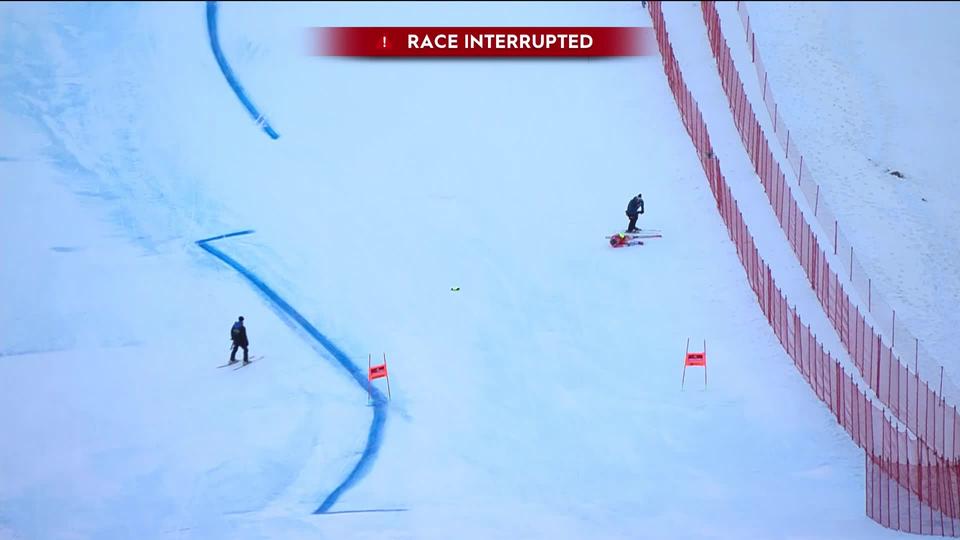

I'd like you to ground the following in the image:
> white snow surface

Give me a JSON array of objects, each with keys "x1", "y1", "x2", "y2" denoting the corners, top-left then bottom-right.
[
  {"x1": 0, "y1": 2, "x2": 943, "y2": 539},
  {"x1": 742, "y1": 0, "x2": 960, "y2": 376}
]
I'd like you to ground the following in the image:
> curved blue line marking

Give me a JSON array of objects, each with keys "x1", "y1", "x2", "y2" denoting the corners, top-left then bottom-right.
[
  {"x1": 196, "y1": 230, "x2": 387, "y2": 513},
  {"x1": 205, "y1": 2, "x2": 280, "y2": 140}
]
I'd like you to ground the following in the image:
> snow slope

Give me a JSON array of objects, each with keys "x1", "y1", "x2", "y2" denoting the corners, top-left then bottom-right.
[
  {"x1": 741, "y1": 1, "x2": 960, "y2": 375},
  {"x1": 659, "y1": 1, "x2": 871, "y2": 397},
  {"x1": 0, "y1": 2, "x2": 912, "y2": 538}
]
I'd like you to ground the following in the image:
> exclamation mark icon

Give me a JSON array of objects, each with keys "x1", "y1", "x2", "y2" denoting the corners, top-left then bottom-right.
[{"x1": 382, "y1": 35, "x2": 387, "y2": 49}]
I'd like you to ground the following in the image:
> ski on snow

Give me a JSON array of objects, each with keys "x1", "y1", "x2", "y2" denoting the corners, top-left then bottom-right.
[
  {"x1": 606, "y1": 233, "x2": 662, "y2": 243},
  {"x1": 217, "y1": 355, "x2": 262, "y2": 369},
  {"x1": 610, "y1": 233, "x2": 661, "y2": 240},
  {"x1": 606, "y1": 229, "x2": 662, "y2": 239}
]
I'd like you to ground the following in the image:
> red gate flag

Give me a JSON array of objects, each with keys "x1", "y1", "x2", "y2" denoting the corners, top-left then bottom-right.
[
  {"x1": 368, "y1": 353, "x2": 392, "y2": 400},
  {"x1": 681, "y1": 339, "x2": 707, "y2": 389},
  {"x1": 312, "y1": 27, "x2": 655, "y2": 57},
  {"x1": 685, "y1": 352, "x2": 706, "y2": 367},
  {"x1": 368, "y1": 363, "x2": 388, "y2": 380}
]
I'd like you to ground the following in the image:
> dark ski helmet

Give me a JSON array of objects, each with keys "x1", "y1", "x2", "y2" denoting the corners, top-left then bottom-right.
[{"x1": 239, "y1": 316, "x2": 244, "y2": 322}]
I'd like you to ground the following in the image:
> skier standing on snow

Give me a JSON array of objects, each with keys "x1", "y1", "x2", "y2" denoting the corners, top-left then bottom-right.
[
  {"x1": 229, "y1": 316, "x2": 249, "y2": 365},
  {"x1": 625, "y1": 193, "x2": 645, "y2": 233}
]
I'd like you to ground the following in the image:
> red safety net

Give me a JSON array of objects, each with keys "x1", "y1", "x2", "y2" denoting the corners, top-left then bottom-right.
[
  {"x1": 700, "y1": 0, "x2": 960, "y2": 461},
  {"x1": 646, "y1": 2, "x2": 960, "y2": 534}
]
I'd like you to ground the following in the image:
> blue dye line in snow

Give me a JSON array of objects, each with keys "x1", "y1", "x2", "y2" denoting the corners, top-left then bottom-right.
[
  {"x1": 205, "y1": 2, "x2": 280, "y2": 140},
  {"x1": 195, "y1": 229, "x2": 256, "y2": 244},
  {"x1": 195, "y1": 230, "x2": 387, "y2": 514}
]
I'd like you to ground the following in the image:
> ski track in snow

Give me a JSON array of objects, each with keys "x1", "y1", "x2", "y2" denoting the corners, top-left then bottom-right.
[{"x1": 196, "y1": 230, "x2": 386, "y2": 514}]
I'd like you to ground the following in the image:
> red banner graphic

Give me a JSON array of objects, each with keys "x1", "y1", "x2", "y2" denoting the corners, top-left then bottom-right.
[{"x1": 312, "y1": 27, "x2": 654, "y2": 57}]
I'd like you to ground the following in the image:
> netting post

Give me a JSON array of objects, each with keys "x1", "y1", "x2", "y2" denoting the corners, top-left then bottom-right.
[
  {"x1": 907, "y1": 449, "x2": 913, "y2": 532},
  {"x1": 885, "y1": 420, "x2": 891, "y2": 528},
  {"x1": 953, "y1": 405, "x2": 957, "y2": 460},
  {"x1": 929, "y1": 447, "x2": 934, "y2": 534},
  {"x1": 920, "y1": 449, "x2": 926, "y2": 536},
  {"x1": 887, "y1": 344, "x2": 893, "y2": 411},
  {"x1": 849, "y1": 246, "x2": 854, "y2": 281},
  {"x1": 913, "y1": 366, "x2": 920, "y2": 439},
  {"x1": 834, "y1": 220, "x2": 838, "y2": 255},
  {"x1": 892, "y1": 310, "x2": 896, "y2": 348},
  {"x1": 896, "y1": 430, "x2": 902, "y2": 531},
  {"x1": 831, "y1": 355, "x2": 841, "y2": 419},
  {"x1": 907, "y1": 365, "x2": 911, "y2": 439},
  {"x1": 939, "y1": 457, "x2": 946, "y2": 537},
  {"x1": 948, "y1": 458, "x2": 957, "y2": 536},
  {"x1": 853, "y1": 381, "x2": 861, "y2": 444},
  {"x1": 876, "y1": 334, "x2": 881, "y2": 395},
  {"x1": 865, "y1": 452, "x2": 870, "y2": 518},
  {"x1": 942, "y1": 394, "x2": 946, "y2": 457},
  {"x1": 927, "y1": 412, "x2": 944, "y2": 534},
  {"x1": 927, "y1": 386, "x2": 932, "y2": 465}
]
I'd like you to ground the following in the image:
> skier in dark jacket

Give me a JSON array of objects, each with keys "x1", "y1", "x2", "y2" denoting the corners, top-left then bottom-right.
[
  {"x1": 625, "y1": 193, "x2": 645, "y2": 233},
  {"x1": 230, "y1": 316, "x2": 249, "y2": 364}
]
